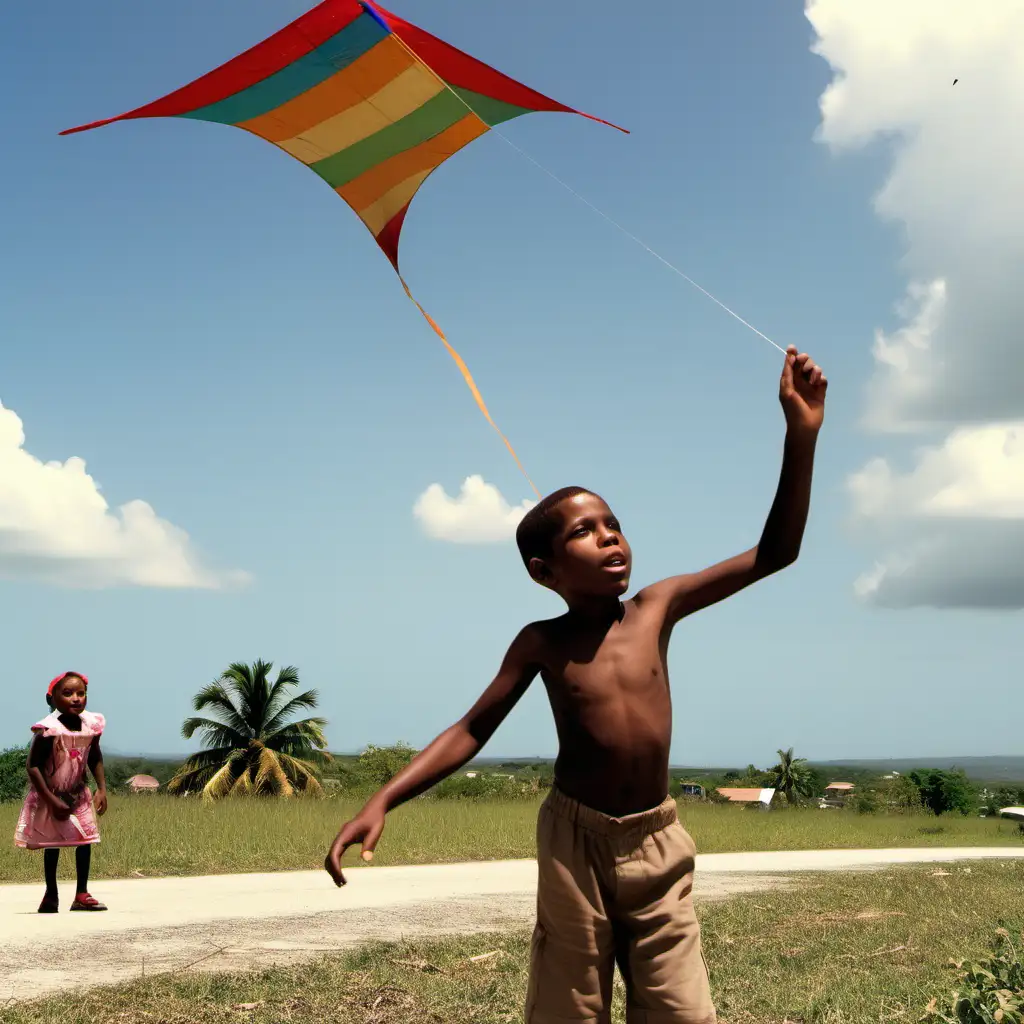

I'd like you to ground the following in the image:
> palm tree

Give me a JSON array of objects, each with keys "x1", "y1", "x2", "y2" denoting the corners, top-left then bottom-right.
[
  {"x1": 168, "y1": 660, "x2": 329, "y2": 800},
  {"x1": 769, "y1": 747, "x2": 815, "y2": 805}
]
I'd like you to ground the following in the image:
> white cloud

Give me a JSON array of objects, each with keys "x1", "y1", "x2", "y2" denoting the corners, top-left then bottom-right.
[
  {"x1": 848, "y1": 424, "x2": 1024, "y2": 521},
  {"x1": 809, "y1": 0, "x2": 1024, "y2": 608},
  {"x1": 413, "y1": 475, "x2": 535, "y2": 544},
  {"x1": 0, "y1": 399, "x2": 247, "y2": 589}
]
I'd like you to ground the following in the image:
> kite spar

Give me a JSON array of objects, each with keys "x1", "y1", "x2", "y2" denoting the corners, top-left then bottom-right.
[{"x1": 62, "y1": 0, "x2": 628, "y2": 495}]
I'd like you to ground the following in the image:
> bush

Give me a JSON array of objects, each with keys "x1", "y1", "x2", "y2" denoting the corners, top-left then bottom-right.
[
  {"x1": 430, "y1": 772, "x2": 534, "y2": 801},
  {"x1": 883, "y1": 774, "x2": 926, "y2": 813},
  {"x1": 356, "y1": 743, "x2": 417, "y2": 788},
  {"x1": 921, "y1": 927, "x2": 1023, "y2": 1023},
  {"x1": 852, "y1": 789, "x2": 881, "y2": 814},
  {"x1": 0, "y1": 746, "x2": 28, "y2": 804}
]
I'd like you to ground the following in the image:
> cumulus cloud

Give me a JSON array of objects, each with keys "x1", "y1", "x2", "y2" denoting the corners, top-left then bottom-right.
[
  {"x1": 413, "y1": 475, "x2": 535, "y2": 544},
  {"x1": 808, "y1": 0, "x2": 1024, "y2": 608},
  {"x1": 848, "y1": 424, "x2": 1024, "y2": 521},
  {"x1": 0, "y1": 399, "x2": 247, "y2": 589}
]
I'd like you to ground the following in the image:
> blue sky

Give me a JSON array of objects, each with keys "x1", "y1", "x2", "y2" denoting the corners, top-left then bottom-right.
[{"x1": 2, "y1": 0, "x2": 1019, "y2": 766}]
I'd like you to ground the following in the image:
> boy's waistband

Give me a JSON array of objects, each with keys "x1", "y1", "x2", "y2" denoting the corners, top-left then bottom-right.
[{"x1": 545, "y1": 786, "x2": 678, "y2": 838}]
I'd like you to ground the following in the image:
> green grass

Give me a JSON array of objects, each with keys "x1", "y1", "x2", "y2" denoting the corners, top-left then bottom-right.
[
  {"x1": 1, "y1": 793, "x2": 1021, "y2": 884},
  {"x1": 3, "y1": 862, "x2": 1021, "y2": 1023}
]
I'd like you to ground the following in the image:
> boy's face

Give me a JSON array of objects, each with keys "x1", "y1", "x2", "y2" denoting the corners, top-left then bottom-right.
[
  {"x1": 530, "y1": 493, "x2": 632, "y2": 599},
  {"x1": 51, "y1": 675, "x2": 87, "y2": 717}
]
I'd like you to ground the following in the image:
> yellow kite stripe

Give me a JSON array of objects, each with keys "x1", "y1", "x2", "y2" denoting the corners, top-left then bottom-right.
[
  {"x1": 236, "y1": 36, "x2": 414, "y2": 143},
  {"x1": 339, "y1": 113, "x2": 487, "y2": 212}
]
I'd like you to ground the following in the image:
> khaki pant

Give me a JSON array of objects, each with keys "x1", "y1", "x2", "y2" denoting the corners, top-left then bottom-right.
[{"x1": 525, "y1": 788, "x2": 716, "y2": 1024}]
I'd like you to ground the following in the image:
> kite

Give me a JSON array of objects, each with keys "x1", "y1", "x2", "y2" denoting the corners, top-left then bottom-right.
[{"x1": 62, "y1": 0, "x2": 626, "y2": 494}]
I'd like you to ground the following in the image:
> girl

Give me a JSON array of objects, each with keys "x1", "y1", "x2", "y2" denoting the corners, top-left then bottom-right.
[{"x1": 14, "y1": 671, "x2": 109, "y2": 913}]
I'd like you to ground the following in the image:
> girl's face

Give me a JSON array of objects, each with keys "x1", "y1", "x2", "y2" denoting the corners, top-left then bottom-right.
[{"x1": 51, "y1": 675, "x2": 87, "y2": 716}]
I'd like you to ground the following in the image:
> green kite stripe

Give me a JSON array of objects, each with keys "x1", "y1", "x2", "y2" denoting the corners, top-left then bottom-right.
[{"x1": 310, "y1": 88, "x2": 469, "y2": 188}]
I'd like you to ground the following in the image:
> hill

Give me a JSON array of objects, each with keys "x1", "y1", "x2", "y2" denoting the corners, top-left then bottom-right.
[{"x1": 811, "y1": 756, "x2": 1024, "y2": 784}]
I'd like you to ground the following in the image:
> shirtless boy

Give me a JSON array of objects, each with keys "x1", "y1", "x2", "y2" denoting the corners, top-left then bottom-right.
[{"x1": 326, "y1": 344, "x2": 828, "y2": 1023}]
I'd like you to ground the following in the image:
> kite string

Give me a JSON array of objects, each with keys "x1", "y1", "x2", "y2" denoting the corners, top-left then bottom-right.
[
  {"x1": 393, "y1": 27, "x2": 788, "y2": 357},
  {"x1": 480, "y1": 130, "x2": 787, "y2": 356}
]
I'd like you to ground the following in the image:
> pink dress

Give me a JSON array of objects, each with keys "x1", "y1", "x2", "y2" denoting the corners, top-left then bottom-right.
[{"x1": 14, "y1": 711, "x2": 105, "y2": 850}]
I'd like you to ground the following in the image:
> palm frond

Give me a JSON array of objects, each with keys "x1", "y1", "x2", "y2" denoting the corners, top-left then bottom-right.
[
  {"x1": 264, "y1": 665, "x2": 302, "y2": 722},
  {"x1": 275, "y1": 752, "x2": 325, "y2": 797},
  {"x1": 202, "y1": 752, "x2": 247, "y2": 802},
  {"x1": 220, "y1": 661, "x2": 276, "y2": 731},
  {"x1": 167, "y1": 746, "x2": 240, "y2": 793},
  {"x1": 262, "y1": 690, "x2": 321, "y2": 738},
  {"x1": 181, "y1": 717, "x2": 249, "y2": 749},
  {"x1": 190, "y1": 684, "x2": 252, "y2": 737},
  {"x1": 230, "y1": 767, "x2": 255, "y2": 796},
  {"x1": 266, "y1": 720, "x2": 329, "y2": 760},
  {"x1": 254, "y1": 747, "x2": 294, "y2": 797}
]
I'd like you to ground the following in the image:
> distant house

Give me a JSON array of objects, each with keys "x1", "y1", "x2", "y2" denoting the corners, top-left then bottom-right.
[
  {"x1": 716, "y1": 787, "x2": 776, "y2": 809},
  {"x1": 678, "y1": 782, "x2": 705, "y2": 798},
  {"x1": 825, "y1": 782, "x2": 855, "y2": 793},
  {"x1": 820, "y1": 781, "x2": 855, "y2": 809},
  {"x1": 126, "y1": 774, "x2": 160, "y2": 793}
]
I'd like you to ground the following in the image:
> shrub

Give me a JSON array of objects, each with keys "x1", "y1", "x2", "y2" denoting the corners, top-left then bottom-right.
[
  {"x1": 356, "y1": 743, "x2": 416, "y2": 787},
  {"x1": 921, "y1": 927, "x2": 1023, "y2": 1023},
  {"x1": 852, "y1": 789, "x2": 881, "y2": 814},
  {"x1": 0, "y1": 746, "x2": 28, "y2": 804},
  {"x1": 430, "y1": 772, "x2": 532, "y2": 801}
]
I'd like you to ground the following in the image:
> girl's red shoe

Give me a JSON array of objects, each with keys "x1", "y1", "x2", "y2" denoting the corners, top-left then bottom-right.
[{"x1": 70, "y1": 892, "x2": 107, "y2": 912}]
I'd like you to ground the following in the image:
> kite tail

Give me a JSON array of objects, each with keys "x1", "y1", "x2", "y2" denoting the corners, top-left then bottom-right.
[{"x1": 399, "y1": 276, "x2": 540, "y2": 499}]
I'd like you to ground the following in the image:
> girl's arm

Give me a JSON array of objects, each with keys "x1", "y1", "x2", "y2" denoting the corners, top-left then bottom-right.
[
  {"x1": 26, "y1": 735, "x2": 71, "y2": 820},
  {"x1": 88, "y1": 738, "x2": 108, "y2": 816}
]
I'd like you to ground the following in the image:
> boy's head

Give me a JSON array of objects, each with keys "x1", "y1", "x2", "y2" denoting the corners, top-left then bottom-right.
[
  {"x1": 47, "y1": 671, "x2": 88, "y2": 715},
  {"x1": 515, "y1": 487, "x2": 632, "y2": 601}
]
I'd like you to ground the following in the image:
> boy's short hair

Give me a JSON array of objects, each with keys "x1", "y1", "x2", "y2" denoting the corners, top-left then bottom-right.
[{"x1": 515, "y1": 486, "x2": 596, "y2": 568}]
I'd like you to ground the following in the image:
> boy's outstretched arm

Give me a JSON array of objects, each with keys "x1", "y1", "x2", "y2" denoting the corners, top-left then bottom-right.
[
  {"x1": 325, "y1": 626, "x2": 543, "y2": 886},
  {"x1": 644, "y1": 345, "x2": 828, "y2": 624}
]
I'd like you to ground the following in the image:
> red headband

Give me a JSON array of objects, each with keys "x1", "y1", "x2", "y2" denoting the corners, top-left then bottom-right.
[{"x1": 48, "y1": 672, "x2": 88, "y2": 697}]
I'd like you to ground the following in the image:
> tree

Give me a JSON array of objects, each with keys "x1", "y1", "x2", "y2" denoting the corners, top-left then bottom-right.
[
  {"x1": 909, "y1": 768, "x2": 976, "y2": 816},
  {"x1": 874, "y1": 773, "x2": 923, "y2": 813},
  {"x1": 168, "y1": 660, "x2": 329, "y2": 799},
  {"x1": 0, "y1": 746, "x2": 28, "y2": 804},
  {"x1": 357, "y1": 743, "x2": 416, "y2": 787},
  {"x1": 769, "y1": 747, "x2": 816, "y2": 805}
]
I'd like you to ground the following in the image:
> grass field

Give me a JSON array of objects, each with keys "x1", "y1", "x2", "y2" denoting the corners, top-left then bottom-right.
[
  {"x1": 3, "y1": 861, "x2": 1021, "y2": 1023},
  {"x1": 1, "y1": 793, "x2": 1021, "y2": 884}
]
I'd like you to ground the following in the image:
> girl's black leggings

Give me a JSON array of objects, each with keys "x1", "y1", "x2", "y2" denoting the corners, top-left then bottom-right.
[{"x1": 43, "y1": 845, "x2": 91, "y2": 894}]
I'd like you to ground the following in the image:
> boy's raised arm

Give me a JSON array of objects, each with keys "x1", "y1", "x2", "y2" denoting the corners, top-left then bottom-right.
[
  {"x1": 325, "y1": 625, "x2": 544, "y2": 886},
  {"x1": 644, "y1": 345, "x2": 827, "y2": 624}
]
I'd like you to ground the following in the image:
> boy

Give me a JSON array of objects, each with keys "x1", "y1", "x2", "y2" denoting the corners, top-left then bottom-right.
[{"x1": 326, "y1": 345, "x2": 827, "y2": 1023}]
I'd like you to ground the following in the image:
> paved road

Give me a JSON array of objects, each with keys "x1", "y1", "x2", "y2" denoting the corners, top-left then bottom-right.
[{"x1": 2, "y1": 847, "x2": 1021, "y2": 1001}]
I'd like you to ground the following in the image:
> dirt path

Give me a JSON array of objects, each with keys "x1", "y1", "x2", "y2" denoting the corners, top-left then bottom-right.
[{"x1": 2, "y1": 848, "x2": 1021, "y2": 1001}]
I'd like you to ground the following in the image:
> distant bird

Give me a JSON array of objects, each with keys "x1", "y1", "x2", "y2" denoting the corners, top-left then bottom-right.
[{"x1": 953, "y1": 78, "x2": 959, "y2": 85}]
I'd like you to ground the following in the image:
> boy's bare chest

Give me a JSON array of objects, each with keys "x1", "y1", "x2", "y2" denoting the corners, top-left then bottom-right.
[{"x1": 542, "y1": 612, "x2": 668, "y2": 701}]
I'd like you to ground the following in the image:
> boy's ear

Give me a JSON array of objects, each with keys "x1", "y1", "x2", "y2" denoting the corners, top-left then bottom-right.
[{"x1": 528, "y1": 557, "x2": 555, "y2": 588}]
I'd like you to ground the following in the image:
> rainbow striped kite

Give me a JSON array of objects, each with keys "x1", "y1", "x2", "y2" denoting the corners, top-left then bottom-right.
[{"x1": 63, "y1": 0, "x2": 625, "y2": 492}]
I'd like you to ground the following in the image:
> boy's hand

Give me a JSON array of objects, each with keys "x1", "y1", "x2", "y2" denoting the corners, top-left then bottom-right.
[
  {"x1": 779, "y1": 345, "x2": 827, "y2": 435},
  {"x1": 325, "y1": 801, "x2": 386, "y2": 887},
  {"x1": 93, "y1": 789, "x2": 108, "y2": 816}
]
